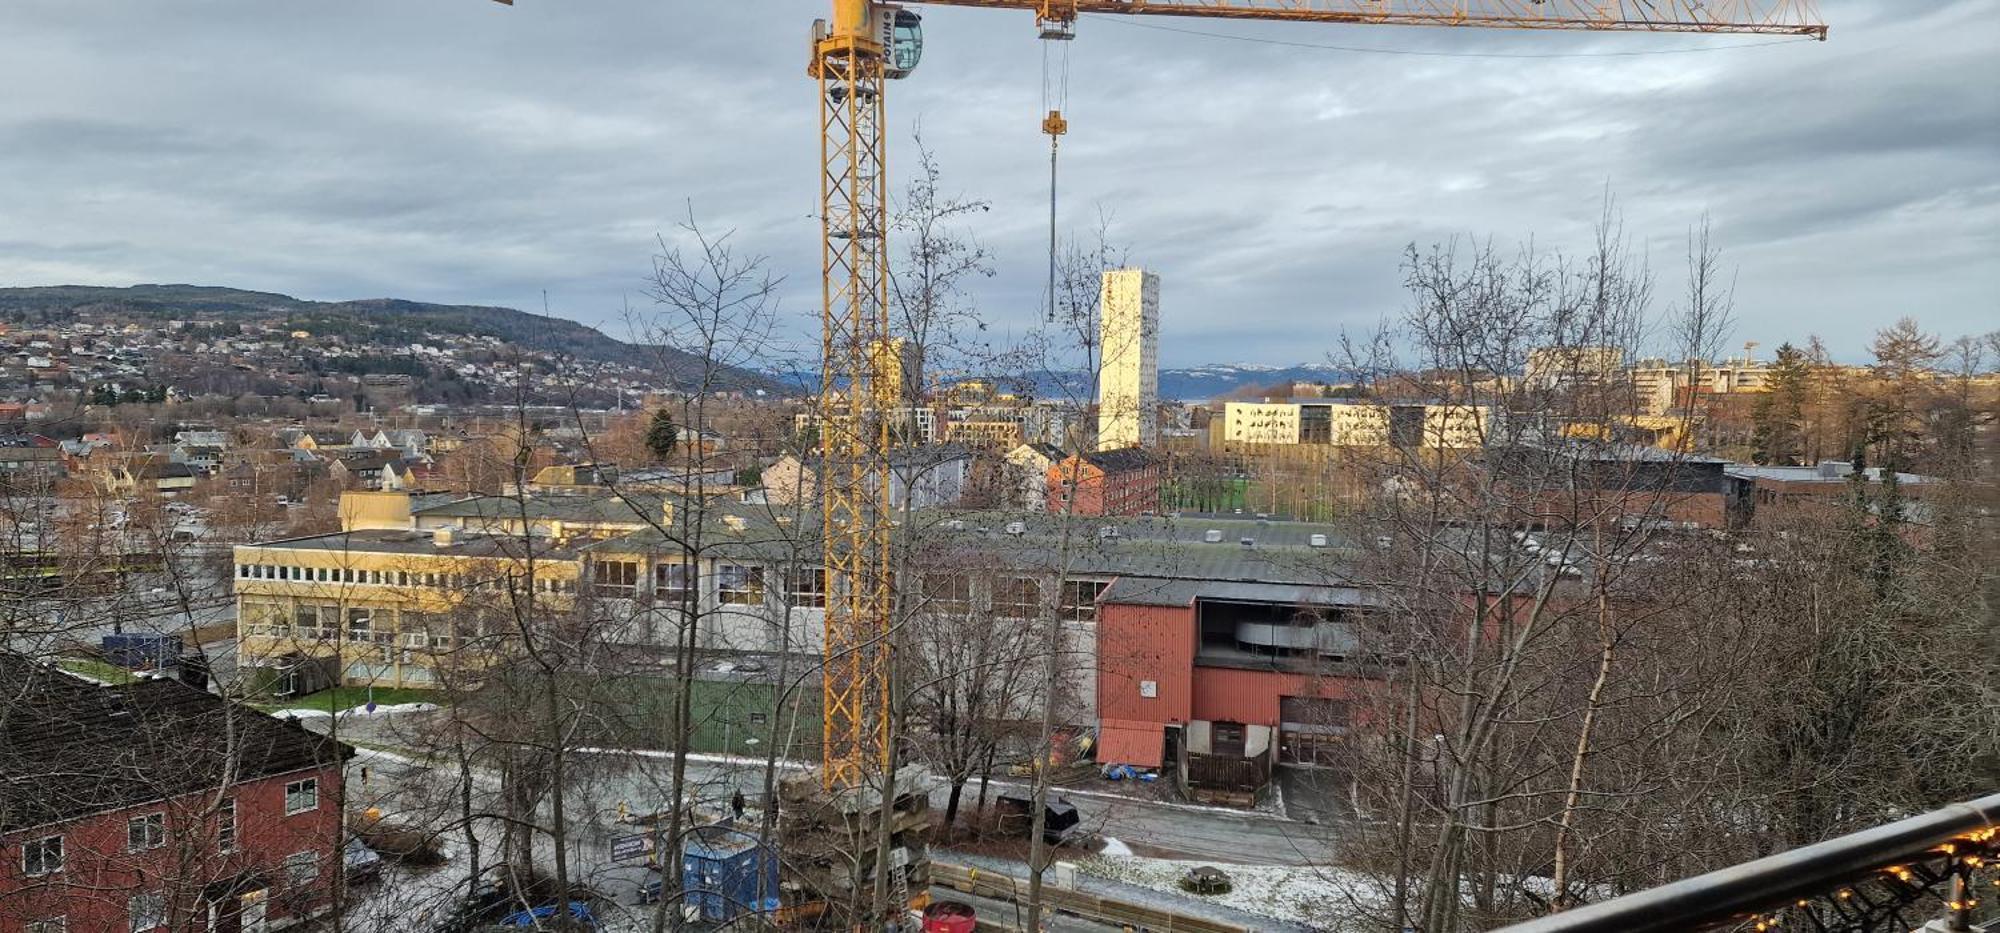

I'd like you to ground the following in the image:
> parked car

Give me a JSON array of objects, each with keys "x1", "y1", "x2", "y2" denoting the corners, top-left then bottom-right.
[
  {"x1": 497, "y1": 902, "x2": 597, "y2": 929},
  {"x1": 434, "y1": 876, "x2": 600, "y2": 933},
  {"x1": 996, "y1": 794, "x2": 1083, "y2": 845},
  {"x1": 344, "y1": 839, "x2": 384, "y2": 884}
]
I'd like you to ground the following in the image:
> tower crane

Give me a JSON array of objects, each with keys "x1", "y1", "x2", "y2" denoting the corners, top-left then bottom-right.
[{"x1": 805, "y1": 0, "x2": 1825, "y2": 792}]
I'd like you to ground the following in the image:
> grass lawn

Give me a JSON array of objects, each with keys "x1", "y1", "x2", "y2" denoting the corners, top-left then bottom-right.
[
  {"x1": 57, "y1": 657, "x2": 138, "y2": 684},
  {"x1": 254, "y1": 686, "x2": 444, "y2": 713}
]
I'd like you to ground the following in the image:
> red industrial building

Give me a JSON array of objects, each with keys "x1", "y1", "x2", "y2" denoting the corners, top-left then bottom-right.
[
  {"x1": 909, "y1": 512, "x2": 1371, "y2": 802},
  {"x1": 1093, "y1": 576, "x2": 1375, "y2": 801},
  {"x1": 0, "y1": 656, "x2": 349, "y2": 933}
]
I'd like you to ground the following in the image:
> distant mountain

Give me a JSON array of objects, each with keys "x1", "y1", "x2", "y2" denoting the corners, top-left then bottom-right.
[
  {"x1": 0, "y1": 284, "x2": 778, "y2": 392},
  {"x1": 962, "y1": 363, "x2": 1354, "y2": 403},
  {"x1": 1156, "y1": 363, "x2": 1352, "y2": 402}
]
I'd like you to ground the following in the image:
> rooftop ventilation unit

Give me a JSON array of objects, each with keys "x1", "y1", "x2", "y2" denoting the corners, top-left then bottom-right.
[
  {"x1": 1203, "y1": 529, "x2": 1223, "y2": 543},
  {"x1": 1005, "y1": 521, "x2": 1026, "y2": 536},
  {"x1": 1309, "y1": 534, "x2": 1328, "y2": 548}
]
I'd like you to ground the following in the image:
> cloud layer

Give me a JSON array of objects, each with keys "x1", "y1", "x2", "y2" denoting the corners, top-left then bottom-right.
[{"x1": 2, "y1": 1, "x2": 1993, "y2": 366}]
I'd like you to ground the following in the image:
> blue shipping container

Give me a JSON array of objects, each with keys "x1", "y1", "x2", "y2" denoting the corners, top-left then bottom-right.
[{"x1": 680, "y1": 821, "x2": 780, "y2": 922}]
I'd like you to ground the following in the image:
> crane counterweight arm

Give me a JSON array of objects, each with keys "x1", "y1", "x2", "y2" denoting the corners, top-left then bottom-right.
[{"x1": 917, "y1": 0, "x2": 1826, "y2": 38}]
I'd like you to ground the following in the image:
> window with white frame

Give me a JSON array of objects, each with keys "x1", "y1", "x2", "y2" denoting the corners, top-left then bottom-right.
[
  {"x1": 217, "y1": 797, "x2": 236, "y2": 852},
  {"x1": 922, "y1": 573, "x2": 973, "y2": 614},
  {"x1": 126, "y1": 812, "x2": 166, "y2": 852},
  {"x1": 1060, "y1": 579, "x2": 1107, "y2": 622},
  {"x1": 655, "y1": 562, "x2": 696, "y2": 602},
  {"x1": 128, "y1": 891, "x2": 165, "y2": 932},
  {"x1": 785, "y1": 566, "x2": 826, "y2": 608},
  {"x1": 717, "y1": 565, "x2": 764, "y2": 605},
  {"x1": 22, "y1": 835, "x2": 62, "y2": 875},
  {"x1": 992, "y1": 576, "x2": 1042, "y2": 618},
  {"x1": 27, "y1": 917, "x2": 66, "y2": 933},
  {"x1": 590, "y1": 559, "x2": 638, "y2": 596},
  {"x1": 284, "y1": 851, "x2": 318, "y2": 888},
  {"x1": 346, "y1": 608, "x2": 372, "y2": 642},
  {"x1": 284, "y1": 778, "x2": 319, "y2": 814}
]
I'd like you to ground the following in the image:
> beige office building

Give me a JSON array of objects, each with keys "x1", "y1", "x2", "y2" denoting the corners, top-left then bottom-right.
[{"x1": 1097, "y1": 268, "x2": 1160, "y2": 451}]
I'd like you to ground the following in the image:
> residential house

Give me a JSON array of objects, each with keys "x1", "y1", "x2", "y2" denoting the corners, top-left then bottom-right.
[
  {"x1": 280, "y1": 429, "x2": 348, "y2": 453},
  {"x1": 0, "y1": 655, "x2": 349, "y2": 933},
  {"x1": 379, "y1": 458, "x2": 436, "y2": 492},
  {"x1": 1047, "y1": 448, "x2": 1161, "y2": 517},
  {"x1": 1004, "y1": 442, "x2": 1064, "y2": 511},
  {"x1": 761, "y1": 445, "x2": 972, "y2": 511},
  {"x1": 328, "y1": 449, "x2": 398, "y2": 490},
  {"x1": 0, "y1": 435, "x2": 64, "y2": 482}
]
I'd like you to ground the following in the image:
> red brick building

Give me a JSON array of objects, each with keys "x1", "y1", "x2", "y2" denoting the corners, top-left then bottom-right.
[
  {"x1": 0, "y1": 657, "x2": 349, "y2": 933},
  {"x1": 1047, "y1": 448, "x2": 1161, "y2": 517},
  {"x1": 1728, "y1": 462, "x2": 1938, "y2": 527}
]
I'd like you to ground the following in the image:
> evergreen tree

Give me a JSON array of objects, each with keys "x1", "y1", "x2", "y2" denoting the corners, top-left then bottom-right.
[
  {"x1": 1750, "y1": 343, "x2": 1810, "y2": 465},
  {"x1": 644, "y1": 408, "x2": 679, "y2": 462}
]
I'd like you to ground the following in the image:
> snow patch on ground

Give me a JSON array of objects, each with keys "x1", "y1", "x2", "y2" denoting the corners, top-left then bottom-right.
[
  {"x1": 1074, "y1": 854, "x2": 1377, "y2": 932},
  {"x1": 274, "y1": 703, "x2": 440, "y2": 720},
  {"x1": 1099, "y1": 837, "x2": 1133, "y2": 857},
  {"x1": 341, "y1": 701, "x2": 440, "y2": 716}
]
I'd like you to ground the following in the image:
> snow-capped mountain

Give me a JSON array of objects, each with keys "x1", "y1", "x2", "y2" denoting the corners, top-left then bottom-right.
[{"x1": 1156, "y1": 362, "x2": 1350, "y2": 401}]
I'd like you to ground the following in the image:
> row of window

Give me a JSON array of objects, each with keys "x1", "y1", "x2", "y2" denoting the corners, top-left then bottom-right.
[
  {"x1": 37, "y1": 852, "x2": 318, "y2": 933},
  {"x1": 243, "y1": 559, "x2": 1110, "y2": 620},
  {"x1": 245, "y1": 602, "x2": 530, "y2": 649},
  {"x1": 589, "y1": 561, "x2": 779, "y2": 606},
  {"x1": 237, "y1": 563, "x2": 576, "y2": 593},
  {"x1": 919, "y1": 575, "x2": 1105, "y2": 621},
  {"x1": 586, "y1": 563, "x2": 1105, "y2": 620},
  {"x1": 20, "y1": 781, "x2": 313, "y2": 879}
]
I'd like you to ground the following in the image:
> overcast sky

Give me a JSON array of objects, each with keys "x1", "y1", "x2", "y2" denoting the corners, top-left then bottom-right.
[{"x1": 2, "y1": 1, "x2": 1993, "y2": 368}]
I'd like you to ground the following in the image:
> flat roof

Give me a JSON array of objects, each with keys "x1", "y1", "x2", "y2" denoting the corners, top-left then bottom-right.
[
  {"x1": 239, "y1": 528, "x2": 584, "y2": 560},
  {"x1": 1724, "y1": 465, "x2": 1934, "y2": 484},
  {"x1": 1099, "y1": 576, "x2": 1377, "y2": 608}
]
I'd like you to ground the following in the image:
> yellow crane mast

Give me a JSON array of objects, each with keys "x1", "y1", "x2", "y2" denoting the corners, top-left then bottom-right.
[{"x1": 806, "y1": 0, "x2": 1823, "y2": 793}]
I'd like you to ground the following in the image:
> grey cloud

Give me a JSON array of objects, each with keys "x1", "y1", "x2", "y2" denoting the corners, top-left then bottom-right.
[{"x1": 0, "y1": 0, "x2": 1993, "y2": 367}]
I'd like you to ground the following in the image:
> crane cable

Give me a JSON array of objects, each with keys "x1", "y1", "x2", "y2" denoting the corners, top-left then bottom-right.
[{"x1": 1041, "y1": 27, "x2": 1071, "y2": 323}]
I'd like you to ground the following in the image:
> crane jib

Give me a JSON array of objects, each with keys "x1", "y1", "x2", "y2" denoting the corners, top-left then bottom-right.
[{"x1": 909, "y1": 0, "x2": 1826, "y2": 39}]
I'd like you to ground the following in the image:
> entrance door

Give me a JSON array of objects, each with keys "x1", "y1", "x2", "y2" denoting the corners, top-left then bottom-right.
[{"x1": 1212, "y1": 721, "x2": 1247, "y2": 758}]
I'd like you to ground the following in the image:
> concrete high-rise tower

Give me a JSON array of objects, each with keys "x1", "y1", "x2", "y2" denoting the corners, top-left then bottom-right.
[{"x1": 1096, "y1": 268, "x2": 1159, "y2": 452}]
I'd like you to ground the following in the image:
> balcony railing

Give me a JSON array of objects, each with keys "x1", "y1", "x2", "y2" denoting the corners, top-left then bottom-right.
[{"x1": 1497, "y1": 792, "x2": 2000, "y2": 933}]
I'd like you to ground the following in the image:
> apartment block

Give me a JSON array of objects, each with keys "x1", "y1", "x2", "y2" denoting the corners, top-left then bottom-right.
[
  {"x1": 1096, "y1": 268, "x2": 1160, "y2": 452},
  {"x1": 1217, "y1": 400, "x2": 1485, "y2": 450}
]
